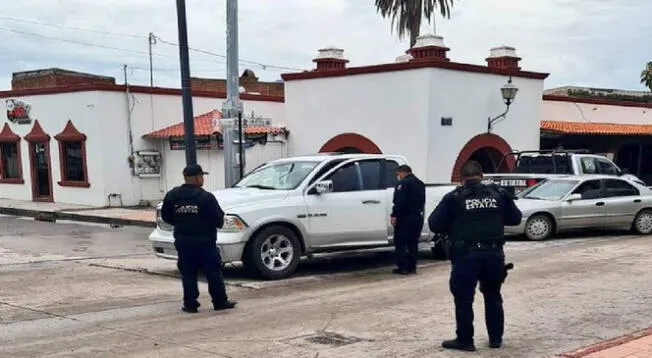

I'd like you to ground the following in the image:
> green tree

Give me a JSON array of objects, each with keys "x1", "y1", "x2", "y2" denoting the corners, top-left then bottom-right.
[
  {"x1": 641, "y1": 61, "x2": 652, "y2": 92},
  {"x1": 375, "y1": 0, "x2": 454, "y2": 48}
]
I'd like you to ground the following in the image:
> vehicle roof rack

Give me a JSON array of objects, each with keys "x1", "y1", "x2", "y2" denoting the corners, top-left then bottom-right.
[{"x1": 505, "y1": 149, "x2": 592, "y2": 156}]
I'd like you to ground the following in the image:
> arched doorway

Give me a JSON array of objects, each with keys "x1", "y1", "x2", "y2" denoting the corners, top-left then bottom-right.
[
  {"x1": 451, "y1": 133, "x2": 515, "y2": 182},
  {"x1": 468, "y1": 146, "x2": 505, "y2": 174},
  {"x1": 319, "y1": 133, "x2": 382, "y2": 154},
  {"x1": 334, "y1": 146, "x2": 364, "y2": 154}
]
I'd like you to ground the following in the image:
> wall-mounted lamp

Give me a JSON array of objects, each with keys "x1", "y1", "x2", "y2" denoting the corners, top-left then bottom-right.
[{"x1": 487, "y1": 76, "x2": 518, "y2": 133}]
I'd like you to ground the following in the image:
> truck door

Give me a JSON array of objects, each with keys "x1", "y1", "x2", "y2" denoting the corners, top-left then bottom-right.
[{"x1": 304, "y1": 159, "x2": 387, "y2": 247}]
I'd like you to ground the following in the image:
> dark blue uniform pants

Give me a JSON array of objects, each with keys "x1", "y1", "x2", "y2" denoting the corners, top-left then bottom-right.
[
  {"x1": 175, "y1": 241, "x2": 228, "y2": 308},
  {"x1": 449, "y1": 248, "x2": 505, "y2": 344},
  {"x1": 394, "y1": 216, "x2": 423, "y2": 272}
]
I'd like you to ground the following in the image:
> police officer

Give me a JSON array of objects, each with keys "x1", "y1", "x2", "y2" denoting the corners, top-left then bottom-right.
[
  {"x1": 391, "y1": 165, "x2": 426, "y2": 275},
  {"x1": 161, "y1": 164, "x2": 237, "y2": 313},
  {"x1": 428, "y1": 160, "x2": 522, "y2": 351}
]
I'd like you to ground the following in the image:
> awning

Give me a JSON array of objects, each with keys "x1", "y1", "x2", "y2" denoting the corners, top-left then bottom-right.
[
  {"x1": 143, "y1": 109, "x2": 286, "y2": 138},
  {"x1": 541, "y1": 120, "x2": 652, "y2": 136}
]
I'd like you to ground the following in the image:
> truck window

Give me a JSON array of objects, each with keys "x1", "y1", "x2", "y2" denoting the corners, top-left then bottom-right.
[
  {"x1": 385, "y1": 160, "x2": 399, "y2": 188},
  {"x1": 308, "y1": 159, "x2": 346, "y2": 185},
  {"x1": 596, "y1": 158, "x2": 620, "y2": 176},
  {"x1": 515, "y1": 155, "x2": 572, "y2": 174},
  {"x1": 358, "y1": 160, "x2": 382, "y2": 190},
  {"x1": 604, "y1": 179, "x2": 639, "y2": 197},
  {"x1": 580, "y1": 157, "x2": 598, "y2": 174},
  {"x1": 328, "y1": 162, "x2": 361, "y2": 192}
]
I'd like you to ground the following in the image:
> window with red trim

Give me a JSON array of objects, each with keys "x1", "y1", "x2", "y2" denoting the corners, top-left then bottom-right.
[
  {"x1": 54, "y1": 120, "x2": 90, "y2": 188},
  {"x1": 0, "y1": 123, "x2": 24, "y2": 184}
]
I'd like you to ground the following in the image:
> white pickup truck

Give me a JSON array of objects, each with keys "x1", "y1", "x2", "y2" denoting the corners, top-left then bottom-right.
[
  {"x1": 483, "y1": 149, "x2": 646, "y2": 195},
  {"x1": 149, "y1": 153, "x2": 457, "y2": 279}
]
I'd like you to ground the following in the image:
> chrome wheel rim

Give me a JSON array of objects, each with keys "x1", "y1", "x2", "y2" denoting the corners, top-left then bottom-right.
[
  {"x1": 526, "y1": 217, "x2": 550, "y2": 240},
  {"x1": 636, "y1": 212, "x2": 652, "y2": 234},
  {"x1": 260, "y1": 235, "x2": 294, "y2": 271}
]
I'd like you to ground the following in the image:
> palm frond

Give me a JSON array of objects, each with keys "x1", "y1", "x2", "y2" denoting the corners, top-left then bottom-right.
[
  {"x1": 641, "y1": 61, "x2": 652, "y2": 91},
  {"x1": 375, "y1": 0, "x2": 455, "y2": 46}
]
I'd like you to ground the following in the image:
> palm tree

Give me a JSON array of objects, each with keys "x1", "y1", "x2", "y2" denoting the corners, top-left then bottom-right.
[
  {"x1": 641, "y1": 61, "x2": 652, "y2": 92},
  {"x1": 375, "y1": 0, "x2": 454, "y2": 48}
]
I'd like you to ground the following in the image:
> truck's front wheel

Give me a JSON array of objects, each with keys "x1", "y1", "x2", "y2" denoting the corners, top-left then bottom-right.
[{"x1": 243, "y1": 226, "x2": 301, "y2": 280}]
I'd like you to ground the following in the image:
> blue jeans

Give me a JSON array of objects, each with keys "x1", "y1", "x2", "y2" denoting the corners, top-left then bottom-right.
[
  {"x1": 175, "y1": 241, "x2": 228, "y2": 308},
  {"x1": 449, "y1": 248, "x2": 505, "y2": 344}
]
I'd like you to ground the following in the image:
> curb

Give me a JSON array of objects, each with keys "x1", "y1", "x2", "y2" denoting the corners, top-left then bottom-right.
[
  {"x1": 555, "y1": 327, "x2": 652, "y2": 357},
  {"x1": 0, "y1": 207, "x2": 156, "y2": 228}
]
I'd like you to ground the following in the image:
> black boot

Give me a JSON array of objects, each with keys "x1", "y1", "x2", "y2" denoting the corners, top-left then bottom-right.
[
  {"x1": 392, "y1": 268, "x2": 409, "y2": 275},
  {"x1": 442, "y1": 339, "x2": 476, "y2": 351},
  {"x1": 213, "y1": 300, "x2": 237, "y2": 311},
  {"x1": 182, "y1": 302, "x2": 200, "y2": 313},
  {"x1": 489, "y1": 341, "x2": 502, "y2": 348}
]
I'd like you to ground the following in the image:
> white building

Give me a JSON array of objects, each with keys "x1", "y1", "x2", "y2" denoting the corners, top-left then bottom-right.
[
  {"x1": 540, "y1": 86, "x2": 652, "y2": 184},
  {"x1": 281, "y1": 34, "x2": 549, "y2": 183},
  {"x1": 0, "y1": 69, "x2": 287, "y2": 206}
]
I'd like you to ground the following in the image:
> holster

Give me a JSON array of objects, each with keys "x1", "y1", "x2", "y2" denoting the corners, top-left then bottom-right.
[{"x1": 502, "y1": 263, "x2": 514, "y2": 283}]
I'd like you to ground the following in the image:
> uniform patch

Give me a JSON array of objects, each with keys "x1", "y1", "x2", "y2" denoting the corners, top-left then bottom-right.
[
  {"x1": 175, "y1": 204, "x2": 199, "y2": 214},
  {"x1": 464, "y1": 197, "x2": 498, "y2": 210}
]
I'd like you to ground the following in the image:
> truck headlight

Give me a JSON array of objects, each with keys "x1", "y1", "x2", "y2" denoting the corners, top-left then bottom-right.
[
  {"x1": 221, "y1": 215, "x2": 247, "y2": 232},
  {"x1": 156, "y1": 208, "x2": 173, "y2": 232}
]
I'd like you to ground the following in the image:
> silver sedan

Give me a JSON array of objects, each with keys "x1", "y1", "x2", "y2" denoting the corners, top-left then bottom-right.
[{"x1": 505, "y1": 175, "x2": 652, "y2": 240}]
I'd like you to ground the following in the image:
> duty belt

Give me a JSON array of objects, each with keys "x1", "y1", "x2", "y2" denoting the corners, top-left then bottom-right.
[{"x1": 470, "y1": 242, "x2": 502, "y2": 250}]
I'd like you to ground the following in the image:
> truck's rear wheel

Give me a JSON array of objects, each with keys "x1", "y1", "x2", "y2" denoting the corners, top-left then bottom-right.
[{"x1": 244, "y1": 226, "x2": 301, "y2": 280}]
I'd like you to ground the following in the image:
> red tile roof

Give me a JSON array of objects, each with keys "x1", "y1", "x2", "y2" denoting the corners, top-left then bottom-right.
[
  {"x1": 541, "y1": 120, "x2": 652, "y2": 135},
  {"x1": 143, "y1": 110, "x2": 286, "y2": 138}
]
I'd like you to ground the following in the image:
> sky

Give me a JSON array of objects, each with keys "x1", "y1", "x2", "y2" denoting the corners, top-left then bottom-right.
[{"x1": 0, "y1": 0, "x2": 650, "y2": 92}]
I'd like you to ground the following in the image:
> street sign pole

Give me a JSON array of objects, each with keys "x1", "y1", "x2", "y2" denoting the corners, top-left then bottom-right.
[
  {"x1": 221, "y1": 0, "x2": 243, "y2": 187},
  {"x1": 175, "y1": 0, "x2": 196, "y2": 165}
]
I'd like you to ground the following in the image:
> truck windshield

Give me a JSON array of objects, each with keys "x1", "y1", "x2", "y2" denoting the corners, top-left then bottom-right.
[
  {"x1": 234, "y1": 161, "x2": 320, "y2": 190},
  {"x1": 514, "y1": 154, "x2": 572, "y2": 174},
  {"x1": 519, "y1": 179, "x2": 579, "y2": 200}
]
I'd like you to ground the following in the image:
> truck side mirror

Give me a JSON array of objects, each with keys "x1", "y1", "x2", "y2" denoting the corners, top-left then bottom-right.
[{"x1": 315, "y1": 180, "x2": 333, "y2": 194}]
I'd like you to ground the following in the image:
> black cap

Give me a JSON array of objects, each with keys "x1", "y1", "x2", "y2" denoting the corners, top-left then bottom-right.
[{"x1": 183, "y1": 164, "x2": 208, "y2": 177}]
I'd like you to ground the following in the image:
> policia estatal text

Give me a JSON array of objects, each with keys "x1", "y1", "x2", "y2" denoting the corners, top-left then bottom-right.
[
  {"x1": 428, "y1": 160, "x2": 522, "y2": 351},
  {"x1": 161, "y1": 164, "x2": 237, "y2": 313}
]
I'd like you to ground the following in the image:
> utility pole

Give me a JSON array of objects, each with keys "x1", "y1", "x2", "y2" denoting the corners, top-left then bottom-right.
[
  {"x1": 220, "y1": 0, "x2": 244, "y2": 187},
  {"x1": 175, "y1": 0, "x2": 197, "y2": 165},
  {"x1": 148, "y1": 32, "x2": 156, "y2": 87}
]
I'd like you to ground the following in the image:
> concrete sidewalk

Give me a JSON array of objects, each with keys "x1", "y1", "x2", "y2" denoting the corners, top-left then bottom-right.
[
  {"x1": 0, "y1": 198, "x2": 155, "y2": 228},
  {"x1": 555, "y1": 328, "x2": 652, "y2": 358}
]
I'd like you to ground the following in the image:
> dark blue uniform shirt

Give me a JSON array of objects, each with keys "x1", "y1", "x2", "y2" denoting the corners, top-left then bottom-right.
[
  {"x1": 161, "y1": 184, "x2": 224, "y2": 244},
  {"x1": 391, "y1": 173, "x2": 426, "y2": 218},
  {"x1": 428, "y1": 182, "x2": 522, "y2": 234}
]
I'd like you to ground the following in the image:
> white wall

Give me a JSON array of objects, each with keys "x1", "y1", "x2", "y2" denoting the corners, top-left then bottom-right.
[
  {"x1": 0, "y1": 89, "x2": 285, "y2": 206},
  {"x1": 283, "y1": 69, "x2": 432, "y2": 179},
  {"x1": 542, "y1": 100, "x2": 652, "y2": 125},
  {"x1": 160, "y1": 140, "x2": 287, "y2": 191},
  {"x1": 0, "y1": 91, "x2": 112, "y2": 206},
  {"x1": 283, "y1": 67, "x2": 544, "y2": 184},
  {"x1": 427, "y1": 69, "x2": 544, "y2": 183}
]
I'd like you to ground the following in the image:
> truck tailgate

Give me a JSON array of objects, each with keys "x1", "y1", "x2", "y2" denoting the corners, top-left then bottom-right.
[{"x1": 482, "y1": 174, "x2": 545, "y2": 194}]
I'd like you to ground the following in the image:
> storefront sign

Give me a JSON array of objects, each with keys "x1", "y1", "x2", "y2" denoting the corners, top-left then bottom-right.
[{"x1": 6, "y1": 99, "x2": 32, "y2": 124}]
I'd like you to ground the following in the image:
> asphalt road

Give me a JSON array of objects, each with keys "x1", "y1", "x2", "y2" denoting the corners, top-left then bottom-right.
[{"x1": 1, "y1": 216, "x2": 650, "y2": 357}]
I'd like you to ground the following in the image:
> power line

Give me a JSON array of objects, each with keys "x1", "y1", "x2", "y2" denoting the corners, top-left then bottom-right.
[
  {"x1": 153, "y1": 35, "x2": 303, "y2": 71},
  {"x1": 0, "y1": 16, "x2": 305, "y2": 72},
  {"x1": 0, "y1": 15, "x2": 144, "y2": 39}
]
